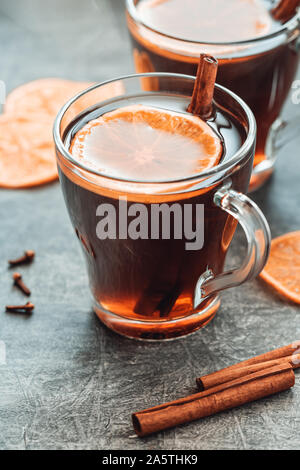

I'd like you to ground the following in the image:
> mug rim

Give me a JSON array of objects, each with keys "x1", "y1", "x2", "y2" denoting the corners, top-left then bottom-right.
[
  {"x1": 53, "y1": 72, "x2": 256, "y2": 186},
  {"x1": 126, "y1": 0, "x2": 300, "y2": 47}
]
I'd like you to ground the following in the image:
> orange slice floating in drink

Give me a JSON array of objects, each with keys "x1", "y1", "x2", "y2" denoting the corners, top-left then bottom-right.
[
  {"x1": 136, "y1": 0, "x2": 272, "y2": 43},
  {"x1": 260, "y1": 231, "x2": 300, "y2": 304},
  {"x1": 69, "y1": 104, "x2": 223, "y2": 181}
]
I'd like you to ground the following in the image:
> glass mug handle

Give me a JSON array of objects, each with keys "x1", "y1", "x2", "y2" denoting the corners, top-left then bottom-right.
[
  {"x1": 266, "y1": 31, "x2": 300, "y2": 162},
  {"x1": 250, "y1": 114, "x2": 300, "y2": 183},
  {"x1": 197, "y1": 186, "x2": 271, "y2": 303},
  {"x1": 266, "y1": 112, "x2": 300, "y2": 159}
]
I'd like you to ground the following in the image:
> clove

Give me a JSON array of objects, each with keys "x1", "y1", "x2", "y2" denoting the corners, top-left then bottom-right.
[
  {"x1": 5, "y1": 302, "x2": 34, "y2": 314},
  {"x1": 8, "y1": 250, "x2": 35, "y2": 267},
  {"x1": 12, "y1": 272, "x2": 31, "y2": 296}
]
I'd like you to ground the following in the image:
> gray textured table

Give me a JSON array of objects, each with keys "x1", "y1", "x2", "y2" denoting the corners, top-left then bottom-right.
[{"x1": 0, "y1": 0, "x2": 299, "y2": 450}]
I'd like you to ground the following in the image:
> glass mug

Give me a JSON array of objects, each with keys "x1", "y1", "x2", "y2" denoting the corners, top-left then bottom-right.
[
  {"x1": 54, "y1": 73, "x2": 271, "y2": 340},
  {"x1": 126, "y1": 0, "x2": 300, "y2": 191}
]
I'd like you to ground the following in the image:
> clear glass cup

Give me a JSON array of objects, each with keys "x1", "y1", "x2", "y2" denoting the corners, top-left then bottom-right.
[
  {"x1": 126, "y1": 0, "x2": 300, "y2": 191},
  {"x1": 54, "y1": 73, "x2": 271, "y2": 340}
]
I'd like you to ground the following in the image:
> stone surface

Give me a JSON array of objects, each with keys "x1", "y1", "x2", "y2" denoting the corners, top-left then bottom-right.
[{"x1": 0, "y1": 0, "x2": 299, "y2": 450}]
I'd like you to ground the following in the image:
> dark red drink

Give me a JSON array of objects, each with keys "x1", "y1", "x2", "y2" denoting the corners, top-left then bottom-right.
[
  {"x1": 54, "y1": 75, "x2": 270, "y2": 339},
  {"x1": 126, "y1": 0, "x2": 300, "y2": 190}
]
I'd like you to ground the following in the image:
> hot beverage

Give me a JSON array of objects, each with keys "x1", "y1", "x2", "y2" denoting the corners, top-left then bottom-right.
[
  {"x1": 127, "y1": 0, "x2": 300, "y2": 190},
  {"x1": 54, "y1": 74, "x2": 270, "y2": 339}
]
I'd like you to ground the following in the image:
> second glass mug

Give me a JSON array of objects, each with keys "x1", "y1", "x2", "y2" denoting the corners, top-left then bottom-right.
[
  {"x1": 126, "y1": 0, "x2": 300, "y2": 191},
  {"x1": 54, "y1": 73, "x2": 271, "y2": 340}
]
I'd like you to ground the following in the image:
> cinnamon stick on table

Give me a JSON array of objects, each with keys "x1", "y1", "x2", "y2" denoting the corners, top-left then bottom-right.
[
  {"x1": 196, "y1": 343, "x2": 300, "y2": 390},
  {"x1": 197, "y1": 354, "x2": 300, "y2": 391},
  {"x1": 132, "y1": 363, "x2": 295, "y2": 437},
  {"x1": 272, "y1": 0, "x2": 300, "y2": 23}
]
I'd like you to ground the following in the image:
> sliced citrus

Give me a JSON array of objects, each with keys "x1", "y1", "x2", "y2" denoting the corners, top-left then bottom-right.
[
  {"x1": 260, "y1": 231, "x2": 300, "y2": 304},
  {"x1": 2, "y1": 78, "x2": 124, "y2": 188},
  {"x1": 136, "y1": 0, "x2": 272, "y2": 43},
  {"x1": 0, "y1": 113, "x2": 57, "y2": 188},
  {"x1": 69, "y1": 104, "x2": 223, "y2": 181},
  {"x1": 4, "y1": 78, "x2": 92, "y2": 118}
]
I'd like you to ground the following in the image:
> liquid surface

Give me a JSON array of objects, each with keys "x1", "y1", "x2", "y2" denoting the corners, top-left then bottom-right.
[
  {"x1": 61, "y1": 95, "x2": 250, "y2": 330},
  {"x1": 136, "y1": 0, "x2": 273, "y2": 42},
  {"x1": 66, "y1": 94, "x2": 245, "y2": 183},
  {"x1": 69, "y1": 104, "x2": 224, "y2": 181}
]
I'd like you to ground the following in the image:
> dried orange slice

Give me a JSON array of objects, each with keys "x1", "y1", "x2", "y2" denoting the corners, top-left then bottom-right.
[
  {"x1": 4, "y1": 78, "x2": 92, "y2": 117},
  {"x1": 136, "y1": 0, "x2": 271, "y2": 43},
  {"x1": 0, "y1": 113, "x2": 57, "y2": 188},
  {"x1": 69, "y1": 104, "x2": 223, "y2": 181},
  {"x1": 260, "y1": 231, "x2": 300, "y2": 304},
  {"x1": 2, "y1": 78, "x2": 124, "y2": 188}
]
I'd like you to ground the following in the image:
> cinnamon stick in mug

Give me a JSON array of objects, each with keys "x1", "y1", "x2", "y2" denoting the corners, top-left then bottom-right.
[
  {"x1": 272, "y1": 0, "x2": 300, "y2": 23},
  {"x1": 132, "y1": 363, "x2": 295, "y2": 437},
  {"x1": 196, "y1": 343, "x2": 300, "y2": 390},
  {"x1": 187, "y1": 54, "x2": 218, "y2": 119}
]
